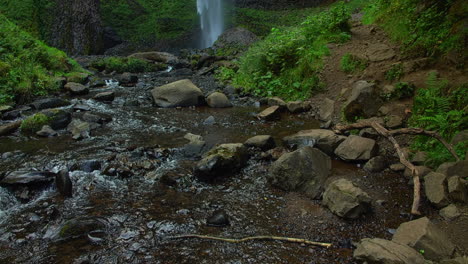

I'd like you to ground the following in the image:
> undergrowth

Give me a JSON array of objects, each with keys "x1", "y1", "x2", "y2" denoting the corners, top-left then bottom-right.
[
  {"x1": 340, "y1": 53, "x2": 368, "y2": 73},
  {"x1": 89, "y1": 57, "x2": 166, "y2": 73}
]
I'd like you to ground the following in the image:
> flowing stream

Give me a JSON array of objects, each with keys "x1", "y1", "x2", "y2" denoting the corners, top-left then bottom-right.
[{"x1": 197, "y1": 0, "x2": 225, "y2": 48}]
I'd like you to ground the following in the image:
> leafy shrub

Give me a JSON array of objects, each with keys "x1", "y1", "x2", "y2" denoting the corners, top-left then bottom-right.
[
  {"x1": 340, "y1": 53, "x2": 368, "y2": 73},
  {"x1": 89, "y1": 57, "x2": 165, "y2": 73},
  {"x1": 382, "y1": 82, "x2": 415, "y2": 101},
  {"x1": 385, "y1": 64, "x2": 404, "y2": 81},
  {"x1": 20, "y1": 113, "x2": 50, "y2": 133}
]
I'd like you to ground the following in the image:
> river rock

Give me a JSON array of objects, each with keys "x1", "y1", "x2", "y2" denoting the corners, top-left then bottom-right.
[
  {"x1": 66, "y1": 73, "x2": 89, "y2": 84},
  {"x1": 89, "y1": 77, "x2": 106, "y2": 88},
  {"x1": 0, "y1": 120, "x2": 22, "y2": 136},
  {"x1": 334, "y1": 135, "x2": 377, "y2": 162},
  {"x1": 365, "y1": 43, "x2": 396, "y2": 62},
  {"x1": 80, "y1": 160, "x2": 102, "y2": 172},
  {"x1": 203, "y1": 116, "x2": 216, "y2": 125},
  {"x1": 318, "y1": 98, "x2": 335, "y2": 121},
  {"x1": 267, "y1": 97, "x2": 286, "y2": 108},
  {"x1": 93, "y1": 91, "x2": 115, "y2": 102},
  {"x1": 117, "y1": 72, "x2": 138, "y2": 86},
  {"x1": 440, "y1": 204, "x2": 461, "y2": 220},
  {"x1": 363, "y1": 156, "x2": 387, "y2": 172},
  {"x1": 392, "y1": 217, "x2": 455, "y2": 261},
  {"x1": 1, "y1": 171, "x2": 56, "y2": 185},
  {"x1": 65, "y1": 82, "x2": 89, "y2": 95},
  {"x1": 438, "y1": 160, "x2": 468, "y2": 178},
  {"x1": 67, "y1": 120, "x2": 90, "y2": 140},
  {"x1": 59, "y1": 217, "x2": 106, "y2": 240},
  {"x1": 343, "y1": 80, "x2": 383, "y2": 121},
  {"x1": 269, "y1": 146, "x2": 331, "y2": 199},
  {"x1": 82, "y1": 112, "x2": 112, "y2": 124},
  {"x1": 448, "y1": 176, "x2": 468, "y2": 203},
  {"x1": 55, "y1": 170, "x2": 72, "y2": 198},
  {"x1": 257, "y1": 106, "x2": 281, "y2": 121},
  {"x1": 206, "y1": 210, "x2": 230, "y2": 227},
  {"x1": 322, "y1": 179, "x2": 372, "y2": 219},
  {"x1": 206, "y1": 92, "x2": 232, "y2": 108},
  {"x1": 353, "y1": 238, "x2": 425, "y2": 264},
  {"x1": 36, "y1": 125, "x2": 58, "y2": 137},
  {"x1": 151, "y1": 79, "x2": 204, "y2": 108},
  {"x1": 129, "y1": 51, "x2": 178, "y2": 64},
  {"x1": 286, "y1": 101, "x2": 308, "y2": 113},
  {"x1": 42, "y1": 109, "x2": 72, "y2": 130},
  {"x1": 183, "y1": 133, "x2": 206, "y2": 158},
  {"x1": 194, "y1": 143, "x2": 249, "y2": 181},
  {"x1": 283, "y1": 129, "x2": 346, "y2": 155},
  {"x1": 424, "y1": 172, "x2": 449, "y2": 208},
  {"x1": 244, "y1": 135, "x2": 276, "y2": 151},
  {"x1": 2, "y1": 109, "x2": 22, "y2": 120},
  {"x1": 30, "y1": 98, "x2": 70, "y2": 110}
]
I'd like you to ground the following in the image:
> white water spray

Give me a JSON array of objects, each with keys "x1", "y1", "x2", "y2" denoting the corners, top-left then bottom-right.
[{"x1": 197, "y1": 0, "x2": 224, "y2": 48}]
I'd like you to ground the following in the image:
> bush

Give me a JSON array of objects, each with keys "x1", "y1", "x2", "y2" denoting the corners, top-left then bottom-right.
[
  {"x1": 20, "y1": 113, "x2": 50, "y2": 133},
  {"x1": 89, "y1": 57, "x2": 166, "y2": 73},
  {"x1": 340, "y1": 53, "x2": 368, "y2": 73},
  {"x1": 385, "y1": 64, "x2": 404, "y2": 81}
]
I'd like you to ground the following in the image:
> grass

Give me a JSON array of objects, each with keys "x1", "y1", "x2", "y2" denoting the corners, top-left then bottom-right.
[
  {"x1": 20, "y1": 113, "x2": 50, "y2": 133},
  {"x1": 89, "y1": 57, "x2": 166, "y2": 73},
  {"x1": 340, "y1": 53, "x2": 368, "y2": 73}
]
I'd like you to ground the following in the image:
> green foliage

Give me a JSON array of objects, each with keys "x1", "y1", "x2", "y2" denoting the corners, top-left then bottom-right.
[
  {"x1": 409, "y1": 72, "x2": 467, "y2": 167},
  {"x1": 340, "y1": 53, "x2": 368, "y2": 73},
  {"x1": 382, "y1": 82, "x2": 415, "y2": 101},
  {"x1": 215, "y1": 67, "x2": 237, "y2": 84},
  {"x1": 385, "y1": 64, "x2": 404, "y2": 81},
  {"x1": 20, "y1": 113, "x2": 50, "y2": 133},
  {"x1": 89, "y1": 57, "x2": 165, "y2": 73},
  {"x1": 229, "y1": 2, "x2": 352, "y2": 100},
  {"x1": 0, "y1": 14, "x2": 83, "y2": 105}
]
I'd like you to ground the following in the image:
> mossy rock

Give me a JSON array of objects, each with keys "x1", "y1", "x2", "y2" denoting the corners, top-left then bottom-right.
[
  {"x1": 59, "y1": 217, "x2": 106, "y2": 240},
  {"x1": 66, "y1": 72, "x2": 90, "y2": 84},
  {"x1": 20, "y1": 113, "x2": 51, "y2": 134}
]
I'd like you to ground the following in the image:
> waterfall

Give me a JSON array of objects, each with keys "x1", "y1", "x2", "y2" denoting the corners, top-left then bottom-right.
[{"x1": 197, "y1": 0, "x2": 224, "y2": 49}]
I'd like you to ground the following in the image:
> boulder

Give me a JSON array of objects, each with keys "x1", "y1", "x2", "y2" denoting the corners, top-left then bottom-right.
[
  {"x1": 36, "y1": 125, "x2": 58, "y2": 137},
  {"x1": 424, "y1": 172, "x2": 449, "y2": 208},
  {"x1": 30, "y1": 98, "x2": 70, "y2": 110},
  {"x1": 58, "y1": 217, "x2": 106, "y2": 240},
  {"x1": 439, "y1": 204, "x2": 461, "y2": 221},
  {"x1": 364, "y1": 156, "x2": 387, "y2": 173},
  {"x1": 269, "y1": 146, "x2": 331, "y2": 199},
  {"x1": 392, "y1": 217, "x2": 455, "y2": 261},
  {"x1": 267, "y1": 97, "x2": 286, "y2": 108},
  {"x1": 89, "y1": 77, "x2": 106, "y2": 88},
  {"x1": 206, "y1": 92, "x2": 232, "y2": 108},
  {"x1": 128, "y1": 51, "x2": 178, "y2": 64},
  {"x1": 55, "y1": 170, "x2": 72, "y2": 198},
  {"x1": 448, "y1": 176, "x2": 468, "y2": 203},
  {"x1": 343, "y1": 81, "x2": 383, "y2": 121},
  {"x1": 318, "y1": 98, "x2": 335, "y2": 121},
  {"x1": 82, "y1": 112, "x2": 112, "y2": 124},
  {"x1": 286, "y1": 101, "x2": 308, "y2": 113},
  {"x1": 322, "y1": 179, "x2": 372, "y2": 219},
  {"x1": 244, "y1": 135, "x2": 276, "y2": 151},
  {"x1": 334, "y1": 135, "x2": 377, "y2": 162},
  {"x1": 65, "y1": 82, "x2": 89, "y2": 95},
  {"x1": 66, "y1": 73, "x2": 89, "y2": 84},
  {"x1": 257, "y1": 106, "x2": 281, "y2": 121},
  {"x1": 411, "y1": 151, "x2": 427, "y2": 166},
  {"x1": 213, "y1": 27, "x2": 258, "y2": 51},
  {"x1": 386, "y1": 115, "x2": 404, "y2": 129},
  {"x1": 93, "y1": 92, "x2": 115, "y2": 102},
  {"x1": 117, "y1": 72, "x2": 138, "y2": 86},
  {"x1": 365, "y1": 43, "x2": 396, "y2": 62},
  {"x1": 0, "y1": 120, "x2": 22, "y2": 136},
  {"x1": 283, "y1": 129, "x2": 346, "y2": 155},
  {"x1": 354, "y1": 238, "x2": 425, "y2": 264},
  {"x1": 442, "y1": 160, "x2": 468, "y2": 178},
  {"x1": 206, "y1": 210, "x2": 230, "y2": 227},
  {"x1": 183, "y1": 133, "x2": 207, "y2": 158},
  {"x1": 194, "y1": 143, "x2": 249, "y2": 181},
  {"x1": 1, "y1": 171, "x2": 56, "y2": 185},
  {"x1": 67, "y1": 120, "x2": 90, "y2": 140},
  {"x1": 151, "y1": 79, "x2": 204, "y2": 108},
  {"x1": 42, "y1": 109, "x2": 72, "y2": 130}
]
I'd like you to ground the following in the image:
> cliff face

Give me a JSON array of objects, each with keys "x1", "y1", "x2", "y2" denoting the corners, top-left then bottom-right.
[
  {"x1": 232, "y1": 0, "x2": 332, "y2": 9},
  {"x1": 50, "y1": 0, "x2": 104, "y2": 55}
]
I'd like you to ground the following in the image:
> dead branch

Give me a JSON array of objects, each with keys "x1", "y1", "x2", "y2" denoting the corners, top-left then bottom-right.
[{"x1": 170, "y1": 234, "x2": 333, "y2": 248}]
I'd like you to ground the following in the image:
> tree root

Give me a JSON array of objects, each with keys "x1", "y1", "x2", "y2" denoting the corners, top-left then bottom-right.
[{"x1": 169, "y1": 234, "x2": 333, "y2": 248}]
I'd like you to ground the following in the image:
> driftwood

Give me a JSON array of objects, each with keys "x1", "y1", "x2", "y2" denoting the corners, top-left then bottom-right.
[
  {"x1": 170, "y1": 234, "x2": 333, "y2": 248},
  {"x1": 334, "y1": 121, "x2": 459, "y2": 215}
]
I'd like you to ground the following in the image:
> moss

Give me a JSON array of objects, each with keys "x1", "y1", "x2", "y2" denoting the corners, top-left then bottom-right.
[
  {"x1": 89, "y1": 57, "x2": 165, "y2": 73},
  {"x1": 20, "y1": 113, "x2": 51, "y2": 133}
]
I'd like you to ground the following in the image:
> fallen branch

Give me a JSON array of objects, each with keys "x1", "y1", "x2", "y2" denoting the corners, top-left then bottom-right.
[
  {"x1": 334, "y1": 121, "x2": 459, "y2": 215},
  {"x1": 170, "y1": 234, "x2": 332, "y2": 248}
]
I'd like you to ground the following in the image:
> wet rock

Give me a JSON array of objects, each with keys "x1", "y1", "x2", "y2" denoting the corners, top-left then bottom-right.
[
  {"x1": 117, "y1": 72, "x2": 138, "y2": 86},
  {"x1": 385, "y1": 115, "x2": 404, "y2": 129},
  {"x1": 392, "y1": 217, "x2": 455, "y2": 261},
  {"x1": 183, "y1": 133, "x2": 207, "y2": 158},
  {"x1": 194, "y1": 143, "x2": 249, "y2": 181},
  {"x1": 269, "y1": 146, "x2": 331, "y2": 199},
  {"x1": 0, "y1": 120, "x2": 22, "y2": 136},
  {"x1": 1, "y1": 171, "x2": 56, "y2": 185},
  {"x1": 411, "y1": 151, "x2": 427, "y2": 166},
  {"x1": 65, "y1": 82, "x2": 89, "y2": 95},
  {"x1": 213, "y1": 27, "x2": 258, "y2": 51},
  {"x1": 67, "y1": 120, "x2": 91, "y2": 140},
  {"x1": 257, "y1": 106, "x2": 281, "y2": 121},
  {"x1": 42, "y1": 109, "x2": 72, "y2": 130},
  {"x1": 89, "y1": 77, "x2": 106, "y2": 88},
  {"x1": 448, "y1": 176, "x2": 468, "y2": 203},
  {"x1": 30, "y1": 98, "x2": 70, "y2": 110},
  {"x1": 363, "y1": 156, "x2": 387, "y2": 173},
  {"x1": 343, "y1": 81, "x2": 383, "y2": 121},
  {"x1": 129, "y1": 51, "x2": 178, "y2": 64},
  {"x1": 206, "y1": 210, "x2": 230, "y2": 227},
  {"x1": 203, "y1": 116, "x2": 216, "y2": 125},
  {"x1": 206, "y1": 92, "x2": 232, "y2": 108},
  {"x1": 424, "y1": 172, "x2": 449, "y2": 208},
  {"x1": 55, "y1": 170, "x2": 72, "y2": 198},
  {"x1": 283, "y1": 129, "x2": 346, "y2": 156},
  {"x1": 93, "y1": 91, "x2": 115, "y2": 102},
  {"x1": 2, "y1": 109, "x2": 22, "y2": 120},
  {"x1": 354, "y1": 238, "x2": 425, "y2": 264},
  {"x1": 318, "y1": 98, "x2": 335, "y2": 121},
  {"x1": 244, "y1": 135, "x2": 276, "y2": 151},
  {"x1": 365, "y1": 43, "x2": 396, "y2": 62},
  {"x1": 67, "y1": 73, "x2": 89, "y2": 84},
  {"x1": 151, "y1": 79, "x2": 204, "y2": 108},
  {"x1": 59, "y1": 217, "x2": 106, "y2": 240},
  {"x1": 260, "y1": 147, "x2": 288, "y2": 161},
  {"x1": 286, "y1": 101, "x2": 307, "y2": 114},
  {"x1": 322, "y1": 179, "x2": 372, "y2": 219},
  {"x1": 0, "y1": 105, "x2": 13, "y2": 113},
  {"x1": 439, "y1": 204, "x2": 461, "y2": 221},
  {"x1": 335, "y1": 135, "x2": 377, "y2": 162},
  {"x1": 80, "y1": 160, "x2": 102, "y2": 172},
  {"x1": 36, "y1": 125, "x2": 58, "y2": 137},
  {"x1": 267, "y1": 97, "x2": 286, "y2": 108},
  {"x1": 73, "y1": 104, "x2": 91, "y2": 112},
  {"x1": 82, "y1": 112, "x2": 113, "y2": 124},
  {"x1": 390, "y1": 163, "x2": 406, "y2": 172}
]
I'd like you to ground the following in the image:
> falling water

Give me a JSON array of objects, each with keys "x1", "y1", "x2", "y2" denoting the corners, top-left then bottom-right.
[{"x1": 197, "y1": 0, "x2": 224, "y2": 48}]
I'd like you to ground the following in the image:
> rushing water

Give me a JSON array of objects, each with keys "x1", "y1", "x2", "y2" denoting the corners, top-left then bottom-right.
[{"x1": 197, "y1": 0, "x2": 225, "y2": 48}]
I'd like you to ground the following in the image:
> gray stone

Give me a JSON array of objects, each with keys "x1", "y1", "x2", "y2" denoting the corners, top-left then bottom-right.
[
  {"x1": 244, "y1": 135, "x2": 276, "y2": 151},
  {"x1": 36, "y1": 125, "x2": 58, "y2": 137},
  {"x1": 183, "y1": 133, "x2": 206, "y2": 158},
  {"x1": 93, "y1": 91, "x2": 115, "y2": 102},
  {"x1": 365, "y1": 43, "x2": 396, "y2": 62},
  {"x1": 359, "y1": 127, "x2": 380, "y2": 140},
  {"x1": 129, "y1": 51, "x2": 178, "y2": 64},
  {"x1": 30, "y1": 98, "x2": 70, "y2": 110},
  {"x1": 0, "y1": 120, "x2": 22, "y2": 136},
  {"x1": 318, "y1": 98, "x2": 335, "y2": 121},
  {"x1": 343, "y1": 80, "x2": 383, "y2": 121},
  {"x1": 257, "y1": 106, "x2": 281, "y2": 121},
  {"x1": 440, "y1": 204, "x2": 461, "y2": 221},
  {"x1": 1, "y1": 171, "x2": 56, "y2": 185},
  {"x1": 269, "y1": 146, "x2": 331, "y2": 199},
  {"x1": 42, "y1": 109, "x2": 72, "y2": 130},
  {"x1": 386, "y1": 115, "x2": 403, "y2": 129},
  {"x1": 322, "y1": 179, "x2": 372, "y2": 219},
  {"x1": 67, "y1": 120, "x2": 90, "y2": 140},
  {"x1": 411, "y1": 151, "x2": 427, "y2": 166},
  {"x1": 151, "y1": 79, "x2": 204, "y2": 108},
  {"x1": 206, "y1": 92, "x2": 232, "y2": 108},
  {"x1": 437, "y1": 162, "x2": 457, "y2": 175},
  {"x1": 440, "y1": 256, "x2": 468, "y2": 264},
  {"x1": 364, "y1": 156, "x2": 387, "y2": 172},
  {"x1": 424, "y1": 172, "x2": 449, "y2": 208},
  {"x1": 392, "y1": 217, "x2": 455, "y2": 261},
  {"x1": 353, "y1": 238, "x2": 425, "y2": 264},
  {"x1": 334, "y1": 135, "x2": 377, "y2": 162},
  {"x1": 82, "y1": 112, "x2": 112, "y2": 124},
  {"x1": 65, "y1": 82, "x2": 89, "y2": 95},
  {"x1": 267, "y1": 97, "x2": 286, "y2": 108},
  {"x1": 213, "y1": 27, "x2": 259, "y2": 50},
  {"x1": 390, "y1": 163, "x2": 406, "y2": 172},
  {"x1": 283, "y1": 129, "x2": 346, "y2": 155},
  {"x1": 203, "y1": 116, "x2": 216, "y2": 125},
  {"x1": 117, "y1": 72, "x2": 138, "y2": 86},
  {"x1": 448, "y1": 176, "x2": 468, "y2": 203},
  {"x1": 286, "y1": 101, "x2": 307, "y2": 114}
]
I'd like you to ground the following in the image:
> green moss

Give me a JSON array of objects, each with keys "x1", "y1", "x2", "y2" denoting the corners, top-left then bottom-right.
[
  {"x1": 20, "y1": 113, "x2": 51, "y2": 133},
  {"x1": 340, "y1": 53, "x2": 368, "y2": 73},
  {"x1": 89, "y1": 57, "x2": 166, "y2": 73}
]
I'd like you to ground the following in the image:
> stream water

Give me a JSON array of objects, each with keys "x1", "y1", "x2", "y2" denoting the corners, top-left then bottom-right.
[
  {"x1": 0, "y1": 72, "x2": 417, "y2": 263},
  {"x1": 197, "y1": 0, "x2": 225, "y2": 48}
]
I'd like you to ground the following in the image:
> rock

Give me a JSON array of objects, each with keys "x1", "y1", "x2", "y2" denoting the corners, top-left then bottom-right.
[
  {"x1": 89, "y1": 77, "x2": 106, "y2": 88},
  {"x1": 80, "y1": 160, "x2": 102, "y2": 172},
  {"x1": 206, "y1": 210, "x2": 230, "y2": 227},
  {"x1": 67, "y1": 120, "x2": 90, "y2": 140},
  {"x1": 73, "y1": 104, "x2": 91, "y2": 112},
  {"x1": 117, "y1": 72, "x2": 138, "y2": 86},
  {"x1": 448, "y1": 176, "x2": 468, "y2": 203},
  {"x1": 36, "y1": 125, "x2": 58, "y2": 137},
  {"x1": 267, "y1": 97, "x2": 286, "y2": 108},
  {"x1": 0, "y1": 105, "x2": 13, "y2": 113},
  {"x1": 318, "y1": 98, "x2": 335, "y2": 121},
  {"x1": 354, "y1": 238, "x2": 425, "y2": 264},
  {"x1": 392, "y1": 217, "x2": 455, "y2": 261},
  {"x1": 359, "y1": 128, "x2": 380, "y2": 140},
  {"x1": 128, "y1": 51, "x2": 178, "y2": 64},
  {"x1": 93, "y1": 92, "x2": 115, "y2": 102},
  {"x1": 1, "y1": 171, "x2": 56, "y2": 185},
  {"x1": 269, "y1": 146, "x2": 331, "y2": 199},
  {"x1": 2, "y1": 109, "x2": 22, "y2": 120},
  {"x1": 183, "y1": 133, "x2": 207, "y2": 158},
  {"x1": 0, "y1": 120, "x2": 22, "y2": 136},
  {"x1": 194, "y1": 143, "x2": 249, "y2": 181},
  {"x1": 59, "y1": 217, "x2": 106, "y2": 240},
  {"x1": 437, "y1": 162, "x2": 457, "y2": 175},
  {"x1": 404, "y1": 166, "x2": 431, "y2": 179},
  {"x1": 390, "y1": 163, "x2": 406, "y2": 172},
  {"x1": 257, "y1": 106, "x2": 281, "y2": 121},
  {"x1": 42, "y1": 109, "x2": 72, "y2": 130},
  {"x1": 283, "y1": 129, "x2": 346, "y2": 155},
  {"x1": 440, "y1": 204, "x2": 461, "y2": 221},
  {"x1": 440, "y1": 257, "x2": 468, "y2": 264},
  {"x1": 343, "y1": 81, "x2": 383, "y2": 121},
  {"x1": 322, "y1": 179, "x2": 372, "y2": 219},
  {"x1": 151, "y1": 79, "x2": 204, "y2": 108},
  {"x1": 82, "y1": 112, "x2": 112, "y2": 124},
  {"x1": 286, "y1": 101, "x2": 307, "y2": 113},
  {"x1": 442, "y1": 160, "x2": 468, "y2": 178},
  {"x1": 244, "y1": 135, "x2": 276, "y2": 151},
  {"x1": 334, "y1": 135, "x2": 377, "y2": 162},
  {"x1": 424, "y1": 172, "x2": 449, "y2": 208},
  {"x1": 451, "y1": 130, "x2": 468, "y2": 145},
  {"x1": 30, "y1": 98, "x2": 70, "y2": 110},
  {"x1": 213, "y1": 27, "x2": 258, "y2": 51},
  {"x1": 386, "y1": 115, "x2": 403, "y2": 129},
  {"x1": 411, "y1": 151, "x2": 427, "y2": 166},
  {"x1": 365, "y1": 43, "x2": 396, "y2": 62},
  {"x1": 65, "y1": 82, "x2": 89, "y2": 95},
  {"x1": 66, "y1": 73, "x2": 89, "y2": 84},
  {"x1": 206, "y1": 92, "x2": 232, "y2": 108},
  {"x1": 364, "y1": 156, "x2": 387, "y2": 172},
  {"x1": 55, "y1": 170, "x2": 72, "y2": 198},
  {"x1": 203, "y1": 116, "x2": 216, "y2": 125}
]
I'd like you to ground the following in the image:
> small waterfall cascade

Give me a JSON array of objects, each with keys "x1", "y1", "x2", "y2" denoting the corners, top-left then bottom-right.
[{"x1": 197, "y1": 0, "x2": 224, "y2": 48}]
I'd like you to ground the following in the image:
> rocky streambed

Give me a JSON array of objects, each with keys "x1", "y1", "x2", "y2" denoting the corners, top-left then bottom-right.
[{"x1": 0, "y1": 60, "x2": 467, "y2": 264}]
